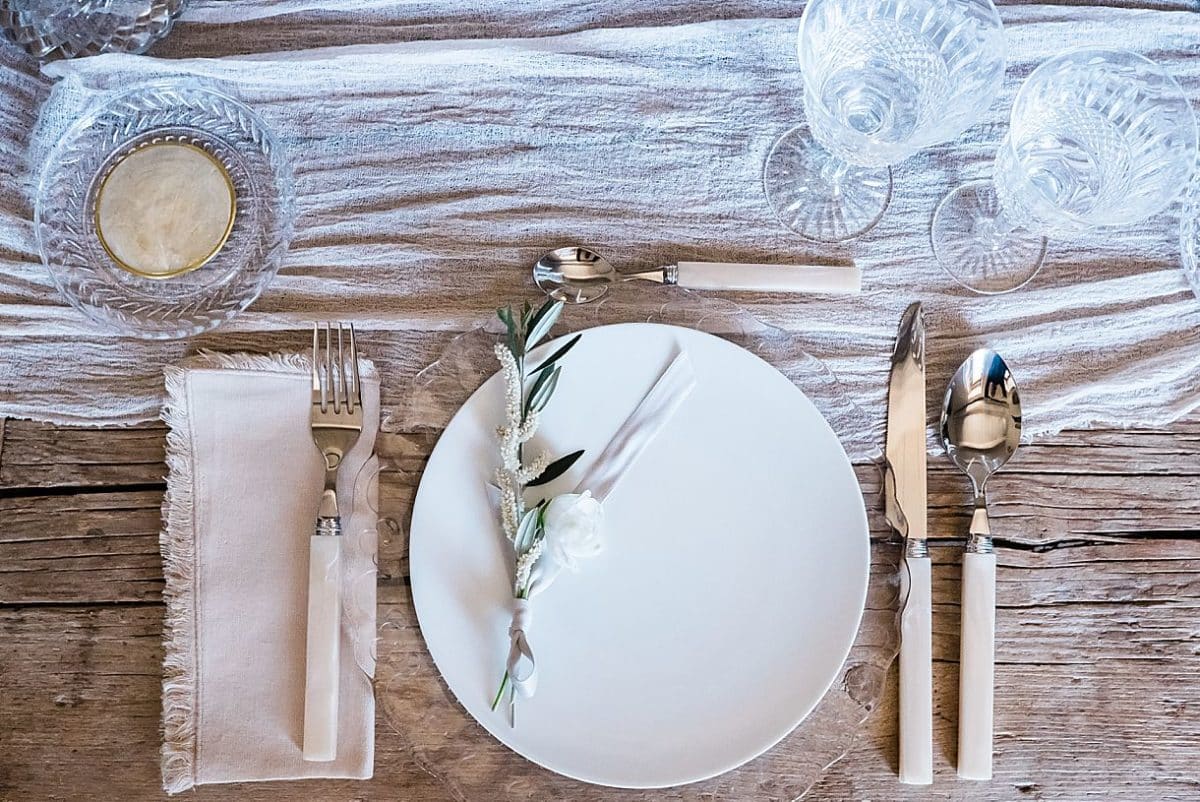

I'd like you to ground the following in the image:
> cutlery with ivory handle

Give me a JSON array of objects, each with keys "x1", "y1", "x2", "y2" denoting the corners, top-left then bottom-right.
[
  {"x1": 533, "y1": 245, "x2": 859, "y2": 304},
  {"x1": 884, "y1": 302, "x2": 932, "y2": 785},
  {"x1": 304, "y1": 322, "x2": 363, "y2": 762},
  {"x1": 941, "y1": 348, "x2": 1023, "y2": 781}
]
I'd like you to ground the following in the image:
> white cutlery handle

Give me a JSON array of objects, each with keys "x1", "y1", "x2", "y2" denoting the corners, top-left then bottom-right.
[
  {"x1": 673, "y1": 262, "x2": 861, "y2": 294},
  {"x1": 303, "y1": 533, "x2": 341, "y2": 762},
  {"x1": 958, "y1": 550, "x2": 996, "y2": 780},
  {"x1": 899, "y1": 554, "x2": 933, "y2": 785}
]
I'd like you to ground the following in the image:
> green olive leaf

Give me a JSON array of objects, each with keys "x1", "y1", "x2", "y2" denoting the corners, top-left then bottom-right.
[
  {"x1": 527, "y1": 449, "x2": 585, "y2": 488},
  {"x1": 531, "y1": 333, "x2": 581, "y2": 375},
  {"x1": 524, "y1": 300, "x2": 563, "y2": 351}
]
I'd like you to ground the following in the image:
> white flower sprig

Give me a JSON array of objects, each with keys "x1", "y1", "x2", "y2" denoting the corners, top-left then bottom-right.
[{"x1": 490, "y1": 298, "x2": 592, "y2": 721}]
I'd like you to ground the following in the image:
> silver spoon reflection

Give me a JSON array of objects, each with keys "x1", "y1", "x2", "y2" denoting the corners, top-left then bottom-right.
[
  {"x1": 533, "y1": 246, "x2": 670, "y2": 304},
  {"x1": 940, "y1": 348, "x2": 1022, "y2": 515}
]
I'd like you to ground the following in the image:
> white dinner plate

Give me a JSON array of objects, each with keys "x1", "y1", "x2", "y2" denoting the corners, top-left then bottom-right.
[{"x1": 410, "y1": 323, "x2": 869, "y2": 788}]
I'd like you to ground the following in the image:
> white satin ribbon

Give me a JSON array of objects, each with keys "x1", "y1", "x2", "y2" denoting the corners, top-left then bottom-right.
[
  {"x1": 506, "y1": 597, "x2": 537, "y2": 697},
  {"x1": 504, "y1": 349, "x2": 697, "y2": 701},
  {"x1": 571, "y1": 350, "x2": 697, "y2": 504}
]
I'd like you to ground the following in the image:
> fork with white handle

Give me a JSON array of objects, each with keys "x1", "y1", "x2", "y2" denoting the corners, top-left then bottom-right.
[{"x1": 304, "y1": 322, "x2": 363, "y2": 762}]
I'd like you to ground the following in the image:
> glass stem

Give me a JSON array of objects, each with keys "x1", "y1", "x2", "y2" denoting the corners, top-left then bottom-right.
[
  {"x1": 821, "y1": 158, "x2": 851, "y2": 192},
  {"x1": 977, "y1": 188, "x2": 1030, "y2": 248},
  {"x1": 989, "y1": 206, "x2": 1020, "y2": 238}
]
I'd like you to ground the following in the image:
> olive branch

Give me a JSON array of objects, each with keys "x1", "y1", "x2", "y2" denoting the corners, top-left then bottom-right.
[{"x1": 490, "y1": 298, "x2": 583, "y2": 720}]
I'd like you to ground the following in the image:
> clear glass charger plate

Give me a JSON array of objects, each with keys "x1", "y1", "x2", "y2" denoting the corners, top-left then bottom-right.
[
  {"x1": 375, "y1": 295, "x2": 902, "y2": 801},
  {"x1": 0, "y1": 0, "x2": 185, "y2": 58},
  {"x1": 36, "y1": 79, "x2": 294, "y2": 340}
]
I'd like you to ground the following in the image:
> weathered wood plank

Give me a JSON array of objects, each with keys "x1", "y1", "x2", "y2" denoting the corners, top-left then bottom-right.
[
  {"x1": 0, "y1": 421, "x2": 167, "y2": 489},
  {"x1": 2, "y1": 475, "x2": 1195, "y2": 603},
  {"x1": 0, "y1": 490, "x2": 164, "y2": 604},
  {"x1": 156, "y1": 0, "x2": 1196, "y2": 60},
  {"x1": 2, "y1": 417, "x2": 1197, "y2": 798},
  {"x1": 3, "y1": 418, "x2": 1196, "y2": 491},
  {"x1": 2, "y1": 419, "x2": 1197, "y2": 604},
  {"x1": 0, "y1": 601, "x2": 452, "y2": 802},
  {"x1": 3, "y1": 538, "x2": 1200, "y2": 802}
]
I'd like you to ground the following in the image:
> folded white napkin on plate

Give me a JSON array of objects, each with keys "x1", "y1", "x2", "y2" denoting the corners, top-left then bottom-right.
[{"x1": 158, "y1": 352, "x2": 379, "y2": 793}]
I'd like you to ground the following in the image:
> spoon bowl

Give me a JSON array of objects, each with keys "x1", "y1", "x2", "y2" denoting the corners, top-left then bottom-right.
[
  {"x1": 940, "y1": 348, "x2": 1022, "y2": 497},
  {"x1": 533, "y1": 246, "x2": 618, "y2": 304}
]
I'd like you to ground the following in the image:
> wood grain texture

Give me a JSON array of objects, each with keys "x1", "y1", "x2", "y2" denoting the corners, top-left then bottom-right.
[
  {"x1": 157, "y1": 0, "x2": 1199, "y2": 58},
  {"x1": 1, "y1": 415, "x2": 1198, "y2": 800}
]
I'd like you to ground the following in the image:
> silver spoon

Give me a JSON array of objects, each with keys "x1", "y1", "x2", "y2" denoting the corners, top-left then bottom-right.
[
  {"x1": 533, "y1": 246, "x2": 860, "y2": 304},
  {"x1": 940, "y1": 348, "x2": 1022, "y2": 783}
]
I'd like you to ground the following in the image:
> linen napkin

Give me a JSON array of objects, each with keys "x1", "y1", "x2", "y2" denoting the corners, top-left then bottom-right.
[{"x1": 159, "y1": 351, "x2": 379, "y2": 793}]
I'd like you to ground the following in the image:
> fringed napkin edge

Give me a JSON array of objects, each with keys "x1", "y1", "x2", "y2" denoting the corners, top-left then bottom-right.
[{"x1": 158, "y1": 350, "x2": 376, "y2": 794}]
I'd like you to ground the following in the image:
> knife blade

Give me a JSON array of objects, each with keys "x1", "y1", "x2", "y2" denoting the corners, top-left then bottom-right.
[{"x1": 886, "y1": 301, "x2": 931, "y2": 786}]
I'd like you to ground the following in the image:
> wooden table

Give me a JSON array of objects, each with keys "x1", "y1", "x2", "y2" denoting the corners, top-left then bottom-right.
[
  {"x1": 3, "y1": 414, "x2": 1199, "y2": 801},
  {"x1": 3, "y1": 2, "x2": 1200, "y2": 800}
]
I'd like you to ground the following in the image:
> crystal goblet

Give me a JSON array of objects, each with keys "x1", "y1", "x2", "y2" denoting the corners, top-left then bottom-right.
[
  {"x1": 764, "y1": 0, "x2": 1006, "y2": 242},
  {"x1": 933, "y1": 48, "x2": 1199, "y2": 294}
]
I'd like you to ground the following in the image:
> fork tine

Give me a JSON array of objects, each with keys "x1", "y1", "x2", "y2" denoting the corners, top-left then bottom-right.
[
  {"x1": 323, "y1": 322, "x2": 333, "y2": 412},
  {"x1": 337, "y1": 323, "x2": 349, "y2": 414},
  {"x1": 349, "y1": 323, "x2": 362, "y2": 412},
  {"x1": 311, "y1": 324, "x2": 320, "y2": 394}
]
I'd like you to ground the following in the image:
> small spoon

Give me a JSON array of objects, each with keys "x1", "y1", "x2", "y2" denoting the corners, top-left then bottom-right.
[
  {"x1": 532, "y1": 246, "x2": 860, "y2": 304},
  {"x1": 940, "y1": 348, "x2": 1022, "y2": 783}
]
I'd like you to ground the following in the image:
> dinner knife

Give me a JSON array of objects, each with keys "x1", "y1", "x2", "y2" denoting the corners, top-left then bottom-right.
[{"x1": 885, "y1": 302, "x2": 931, "y2": 785}]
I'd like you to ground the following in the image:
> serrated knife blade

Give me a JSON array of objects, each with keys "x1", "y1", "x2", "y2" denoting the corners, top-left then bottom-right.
[{"x1": 887, "y1": 301, "x2": 932, "y2": 786}]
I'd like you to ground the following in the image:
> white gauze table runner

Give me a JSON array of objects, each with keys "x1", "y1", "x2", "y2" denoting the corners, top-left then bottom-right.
[
  {"x1": 0, "y1": 4, "x2": 1196, "y2": 454},
  {"x1": 159, "y1": 352, "x2": 379, "y2": 792}
]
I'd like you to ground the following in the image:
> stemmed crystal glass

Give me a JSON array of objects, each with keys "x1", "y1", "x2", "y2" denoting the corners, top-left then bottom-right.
[
  {"x1": 0, "y1": 0, "x2": 184, "y2": 58},
  {"x1": 764, "y1": 0, "x2": 1006, "y2": 242},
  {"x1": 932, "y1": 48, "x2": 1199, "y2": 294}
]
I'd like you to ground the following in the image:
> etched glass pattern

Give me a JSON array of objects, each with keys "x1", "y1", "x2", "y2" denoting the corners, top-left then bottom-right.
[
  {"x1": 0, "y1": 0, "x2": 184, "y2": 59},
  {"x1": 800, "y1": 0, "x2": 1007, "y2": 167},
  {"x1": 36, "y1": 80, "x2": 295, "y2": 339},
  {"x1": 995, "y1": 49, "x2": 1198, "y2": 233},
  {"x1": 933, "y1": 48, "x2": 1199, "y2": 294}
]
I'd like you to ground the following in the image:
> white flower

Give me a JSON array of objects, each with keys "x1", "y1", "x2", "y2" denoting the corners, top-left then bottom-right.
[{"x1": 542, "y1": 492, "x2": 605, "y2": 571}]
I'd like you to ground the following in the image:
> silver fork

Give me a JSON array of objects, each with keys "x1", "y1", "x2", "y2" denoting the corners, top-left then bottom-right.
[{"x1": 303, "y1": 322, "x2": 363, "y2": 763}]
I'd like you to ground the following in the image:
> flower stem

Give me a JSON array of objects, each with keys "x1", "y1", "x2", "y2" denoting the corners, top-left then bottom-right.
[{"x1": 490, "y1": 670, "x2": 510, "y2": 711}]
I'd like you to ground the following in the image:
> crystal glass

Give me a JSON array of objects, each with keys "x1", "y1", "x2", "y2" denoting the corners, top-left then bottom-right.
[
  {"x1": 36, "y1": 80, "x2": 295, "y2": 339},
  {"x1": 764, "y1": 0, "x2": 1006, "y2": 242},
  {"x1": 0, "y1": 0, "x2": 184, "y2": 59},
  {"x1": 933, "y1": 48, "x2": 1199, "y2": 294}
]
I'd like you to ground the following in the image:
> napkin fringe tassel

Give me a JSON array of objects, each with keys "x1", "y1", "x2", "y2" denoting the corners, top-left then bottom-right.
[
  {"x1": 160, "y1": 361, "x2": 199, "y2": 794},
  {"x1": 158, "y1": 351, "x2": 318, "y2": 794}
]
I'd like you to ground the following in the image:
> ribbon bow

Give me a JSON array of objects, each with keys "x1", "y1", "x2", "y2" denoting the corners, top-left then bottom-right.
[
  {"x1": 505, "y1": 597, "x2": 537, "y2": 698},
  {"x1": 504, "y1": 561, "x2": 559, "y2": 700}
]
